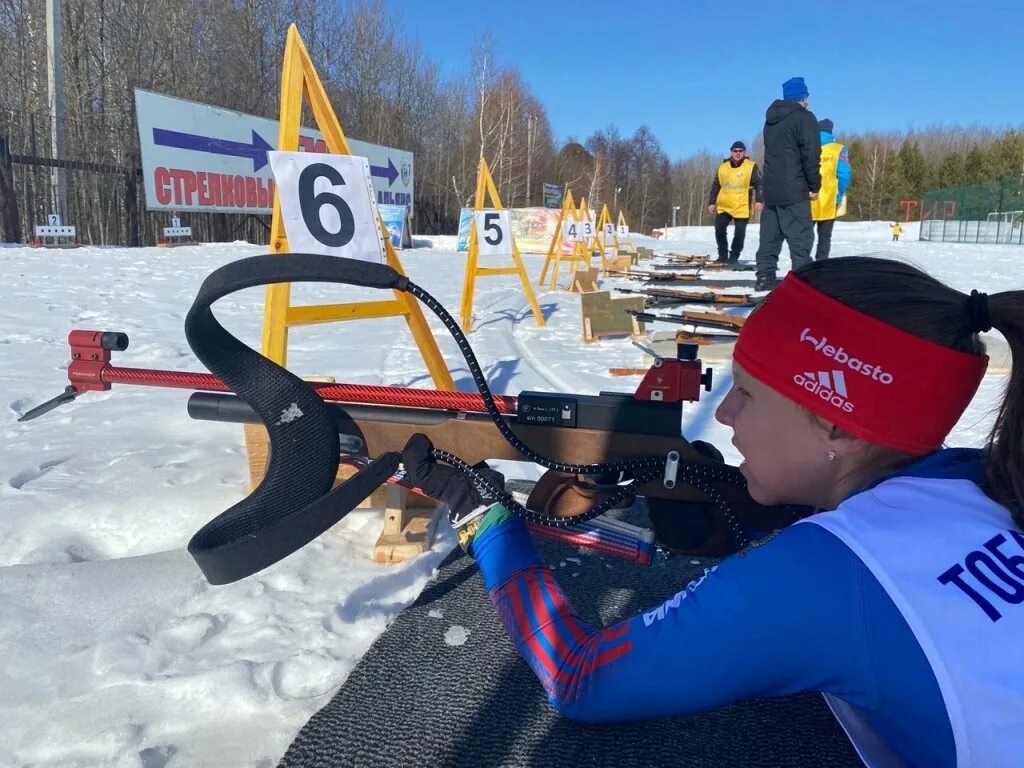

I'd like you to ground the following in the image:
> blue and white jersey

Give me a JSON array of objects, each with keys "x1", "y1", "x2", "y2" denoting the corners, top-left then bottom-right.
[
  {"x1": 472, "y1": 449, "x2": 1024, "y2": 767},
  {"x1": 804, "y1": 468, "x2": 1024, "y2": 767}
]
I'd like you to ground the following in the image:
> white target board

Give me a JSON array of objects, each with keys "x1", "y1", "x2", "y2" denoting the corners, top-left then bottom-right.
[
  {"x1": 268, "y1": 151, "x2": 385, "y2": 263},
  {"x1": 474, "y1": 210, "x2": 513, "y2": 256}
]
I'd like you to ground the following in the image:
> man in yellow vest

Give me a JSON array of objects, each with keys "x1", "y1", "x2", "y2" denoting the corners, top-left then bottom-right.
[
  {"x1": 708, "y1": 141, "x2": 763, "y2": 263},
  {"x1": 810, "y1": 118, "x2": 851, "y2": 260},
  {"x1": 891, "y1": 222, "x2": 903, "y2": 241}
]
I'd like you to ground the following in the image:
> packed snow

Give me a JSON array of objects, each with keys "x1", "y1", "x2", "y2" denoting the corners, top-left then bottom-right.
[{"x1": 1, "y1": 220, "x2": 1016, "y2": 766}]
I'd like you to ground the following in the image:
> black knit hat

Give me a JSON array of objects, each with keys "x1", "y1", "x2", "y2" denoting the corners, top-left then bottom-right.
[
  {"x1": 730, "y1": 141, "x2": 746, "y2": 151},
  {"x1": 818, "y1": 118, "x2": 834, "y2": 133}
]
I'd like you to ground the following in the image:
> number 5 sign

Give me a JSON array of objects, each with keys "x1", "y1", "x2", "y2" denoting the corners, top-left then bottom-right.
[
  {"x1": 474, "y1": 210, "x2": 511, "y2": 256},
  {"x1": 268, "y1": 151, "x2": 385, "y2": 263}
]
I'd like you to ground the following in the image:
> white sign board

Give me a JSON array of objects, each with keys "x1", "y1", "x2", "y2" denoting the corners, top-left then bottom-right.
[
  {"x1": 562, "y1": 220, "x2": 582, "y2": 242},
  {"x1": 135, "y1": 89, "x2": 414, "y2": 216},
  {"x1": 473, "y1": 210, "x2": 512, "y2": 256},
  {"x1": 47, "y1": 213, "x2": 61, "y2": 226},
  {"x1": 268, "y1": 151, "x2": 385, "y2": 264},
  {"x1": 603, "y1": 223, "x2": 616, "y2": 238},
  {"x1": 580, "y1": 220, "x2": 595, "y2": 240},
  {"x1": 618, "y1": 224, "x2": 630, "y2": 236},
  {"x1": 34, "y1": 225, "x2": 76, "y2": 237},
  {"x1": 163, "y1": 226, "x2": 193, "y2": 238}
]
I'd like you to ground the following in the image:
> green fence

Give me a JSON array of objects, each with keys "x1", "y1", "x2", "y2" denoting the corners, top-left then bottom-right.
[{"x1": 919, "y1": 177, "x2": 1024, "y2": 244}]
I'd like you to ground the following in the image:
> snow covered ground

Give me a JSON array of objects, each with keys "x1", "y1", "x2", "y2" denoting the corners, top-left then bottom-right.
[{"x1": 1, "y1": 220, "x2": 1017, "y2": 766}]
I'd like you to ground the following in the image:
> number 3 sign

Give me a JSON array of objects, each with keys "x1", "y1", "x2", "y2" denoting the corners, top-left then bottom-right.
[{"x1": 268, "y1": 151, "x2": 385, "y2": 263}]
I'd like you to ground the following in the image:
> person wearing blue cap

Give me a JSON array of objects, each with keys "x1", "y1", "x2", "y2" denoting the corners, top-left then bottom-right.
[{"x1": 753, "y1": 77, "x2": 821, "y2": 291}]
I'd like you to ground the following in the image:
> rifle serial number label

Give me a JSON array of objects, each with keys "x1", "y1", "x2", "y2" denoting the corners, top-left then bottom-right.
[{"x1": 517, "y1": 395, "x2": 577, "y2": 428}]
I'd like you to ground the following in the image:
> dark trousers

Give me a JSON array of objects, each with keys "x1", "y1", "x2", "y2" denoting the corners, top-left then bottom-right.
[
  {"x1": 814, "y1": 219, "x2": 835, "y2": 260},
  {"x1": 714, "y1": 212, "x2": 749, "y2": 261},
  {"x1": 755, "y1": 201, "x2": 814, "y2": 280}
]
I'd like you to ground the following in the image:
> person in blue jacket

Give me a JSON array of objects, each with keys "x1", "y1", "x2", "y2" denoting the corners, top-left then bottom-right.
[
  {"x1": 402, "y1": 255, "x2": 1023, "y2": 767},
  {"x1": 810, "y1": 118, "x2": 852, "y2": 260}
]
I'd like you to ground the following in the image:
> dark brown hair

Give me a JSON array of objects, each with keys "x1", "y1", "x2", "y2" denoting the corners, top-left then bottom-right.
[{"x1": 796, "y1": 256, "x2": 1024, "y2": 526}]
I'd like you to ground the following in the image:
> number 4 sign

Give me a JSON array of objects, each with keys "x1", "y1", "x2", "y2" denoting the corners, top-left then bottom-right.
[
  {"x1": 474, "y1": 210, "x2": 511, "y2": 256},
  {"x1": 562, "y1": 221, "x2": 581, "y2": 242},
  {"x1": 268, "y1": 151, "x2": 385, "y2": 263}
]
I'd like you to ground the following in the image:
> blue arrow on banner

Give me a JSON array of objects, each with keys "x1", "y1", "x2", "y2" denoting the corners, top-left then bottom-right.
[
  {"x1": 370, "y1": 158, "x2": 399, "y2": 187},
  {"x1": 152, "y1": 128, "x2": 273, "y2": 172}
]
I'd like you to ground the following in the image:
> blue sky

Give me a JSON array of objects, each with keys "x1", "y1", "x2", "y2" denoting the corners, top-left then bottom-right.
[{"x1": 385, "y1": 0, "x2": 1024, "y2": 160}]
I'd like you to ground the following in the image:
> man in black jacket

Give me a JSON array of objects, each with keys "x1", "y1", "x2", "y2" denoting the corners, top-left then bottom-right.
[{"x1": 754, "y1": 77, "x2": 821, "y2": 291}]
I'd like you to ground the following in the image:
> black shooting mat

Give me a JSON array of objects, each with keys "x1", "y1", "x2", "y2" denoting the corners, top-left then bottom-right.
[{"x1": 279, "y1": 503, "x2": 861, "y2": 768}]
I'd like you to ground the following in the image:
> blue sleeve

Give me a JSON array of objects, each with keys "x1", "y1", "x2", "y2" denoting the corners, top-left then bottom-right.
[
  {"x1": 837, "y1": 146, "x2": 852, "y2": 198},
  {"x1": 473, "y1": 517, "x2": 874, "y2": 721}
]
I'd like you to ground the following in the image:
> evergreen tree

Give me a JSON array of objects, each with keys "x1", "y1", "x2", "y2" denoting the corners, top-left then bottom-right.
[
  {"x1": 932, "y1": 151, "x2": 964, "y2": 190},
  {"x1": 878, "y1": 144, "x2": 906, "y2": 220},
  {"x1": 985, "y1": 130, "x2": 1024, "y2": 184},
  {"x1": 963, "y1": 144, "x2": 989, "y2": 185},
  {"x1": 898, "y1": 141, "x2": 927, "y2": 201},
  {"x1": 845, "y1": 140, "x2": 867, "y2": 218}
]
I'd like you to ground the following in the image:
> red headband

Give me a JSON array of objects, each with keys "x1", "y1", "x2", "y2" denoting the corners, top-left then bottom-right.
[{"x1": 733, "y1": 274, "x2": 988, "y2": 454}]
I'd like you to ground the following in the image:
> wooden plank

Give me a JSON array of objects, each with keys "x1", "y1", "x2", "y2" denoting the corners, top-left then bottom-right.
[
  {"x1": 580, "y1": 290, "x2": 647, "y2": 343},
  {"x1": 571, "y1": 268, "x2": 599, "y2": 293}
]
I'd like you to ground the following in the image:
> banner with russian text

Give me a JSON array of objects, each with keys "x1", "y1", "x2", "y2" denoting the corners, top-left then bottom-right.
[{"x1": 134, "y1": 89, "x2": 414, "y2": 215}]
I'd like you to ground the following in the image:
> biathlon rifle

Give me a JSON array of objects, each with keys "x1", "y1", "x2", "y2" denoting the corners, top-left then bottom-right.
[{"x1": 20, "y1": 253, "x2": 802, "y2": 584}]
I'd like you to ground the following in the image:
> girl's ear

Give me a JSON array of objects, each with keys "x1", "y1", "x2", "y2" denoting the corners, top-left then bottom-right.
[
  {"x1": 811, "y1": 412, "x2": 870, "y2": 461},
  {"x1": 826, "y1": 423, "x2": 871, "y2": 461}
]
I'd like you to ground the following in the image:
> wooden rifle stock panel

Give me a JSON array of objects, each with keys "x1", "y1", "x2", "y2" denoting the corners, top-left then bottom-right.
[{"x1": 214, "y1": 391, "x2": 795, "y2": 560}]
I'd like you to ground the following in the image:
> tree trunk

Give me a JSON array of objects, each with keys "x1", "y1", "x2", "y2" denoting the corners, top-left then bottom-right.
[{"x1": 0, "y1": 137, "x2": 23, "y2": 243}]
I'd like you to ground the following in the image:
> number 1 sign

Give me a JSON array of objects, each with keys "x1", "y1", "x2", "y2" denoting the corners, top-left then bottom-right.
[{"x1": 268, "y1": 151, "x2": 385, "y2": 263}]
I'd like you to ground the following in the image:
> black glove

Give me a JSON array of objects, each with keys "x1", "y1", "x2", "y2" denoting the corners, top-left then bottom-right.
[
  {"x1": 690, "y1": 440, "x2": 724, "y2": 463},
  {"x1": 401, "y1": 433, "x2": 506, "y2": 527}
]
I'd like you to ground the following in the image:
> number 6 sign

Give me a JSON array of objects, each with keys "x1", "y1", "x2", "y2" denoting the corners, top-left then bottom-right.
[{"x1": 268, "y1": 151, "x2": 385, "y2": 263}]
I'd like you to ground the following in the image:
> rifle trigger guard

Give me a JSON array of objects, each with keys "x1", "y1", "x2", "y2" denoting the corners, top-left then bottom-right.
[{"x1": 663, "y1": 450, "x2": 680, "y2": 489}]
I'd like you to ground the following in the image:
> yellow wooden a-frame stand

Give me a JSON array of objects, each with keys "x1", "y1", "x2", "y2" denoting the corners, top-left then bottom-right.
[
  {"x1": 260, "y1": 26, "x2": 453, "y2": 390},
  {"x1": 617, "y1": 210, "x2": 636, "y2": 252},
  {"x1": 248, "y1": 25, "x2": 454, "y2": 565},
  {"x1": 459, "y1": 157, "x2": 545, "y2": 332},
  {"x1": 538, "y1": 190, "x2": 591, "y2": 290},
  {"x1": 596, "y1": 203, "x2": 620, "y2": 266},
  {"x1": 578, "y1": 197, "x2": 602, "y2": 270}
]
